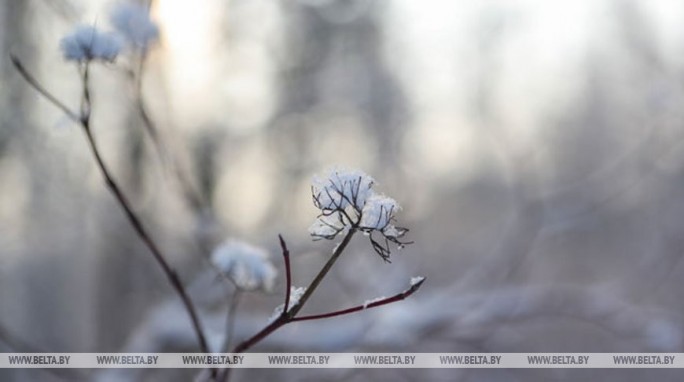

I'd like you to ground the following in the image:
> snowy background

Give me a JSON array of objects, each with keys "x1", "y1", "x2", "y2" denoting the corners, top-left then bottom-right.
[{"x1": 3, "y1": 0, "x2": 684, "y2": 380}]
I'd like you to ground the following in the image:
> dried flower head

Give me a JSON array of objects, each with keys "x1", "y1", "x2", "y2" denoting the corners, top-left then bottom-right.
[
  {"x1": 310, "y1": 167, "x2": 411, "y2": 261},
  {"x1": 360, "y1": 194, "x2": 399, "y2": 231},
  {"x1": 211, "y1": 239, "x2": 277, "y2": 291},
  {"x1": 110, "y1": 2, "x2": 159, "y2": 51},
  {"x1": 312, "y1": 167, "x2": 374, "y2": 215},
  {"x1": 308, "y1": 213, "x2": 347, "y2": 240},
  {"x1": 60, "y1": 25, "x2": 122, "y2": 62}
]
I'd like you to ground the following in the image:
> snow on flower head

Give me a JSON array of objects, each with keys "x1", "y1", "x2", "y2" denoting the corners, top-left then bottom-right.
[
  {"x1": 312, "y1": 167, "x2": 374, "y2": 213},
  {"x1": 310, "y1": 167, "x2": 412, "y2": 261},
  {"x1": 110, "y1": 2, "x2": 159, "y2": 51},
  {"x1": 360, "y1": 194, "x2": 399, "y2": 231},
  {"x1": 308, "y1": 213, "x2": 347, "y2": 240},
  {"x1": 60, "y1": 25, "x2": 122, "y2": 62},
  {"x1": 211, "y1": 239, "x2": 277, "y2": 291}
]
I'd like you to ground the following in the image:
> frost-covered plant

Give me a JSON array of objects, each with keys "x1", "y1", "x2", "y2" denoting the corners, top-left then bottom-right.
[
  {"x1": 110, "y1": 2, "x2": 159, "y2": 52},
  {"x1": 60, "y1": 25, "x2": 123, "y2": 62},
  {"x1": 11, "y1": 4, "x2": 425, "y2": 380},
  {"x1": 10, "y1": 14, "x2": 212, "y2": 363},
  {"x1": 310, "y1": 168, "x2": 411, "y2": 261},
  {"x1": 311, "y1": 168, "x2": 374, "y2": 213},
  {"x1": 211, "y1": 239, "x2": 276, "y2": 292},
  {"x1": 231, "y1": 169, "x2": 424, "y2": 356}
]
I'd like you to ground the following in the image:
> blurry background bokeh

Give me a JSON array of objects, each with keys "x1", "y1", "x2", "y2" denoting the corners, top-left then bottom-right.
[{"x1": 3, "y1": 0, "x2": 684, "y2": 381}]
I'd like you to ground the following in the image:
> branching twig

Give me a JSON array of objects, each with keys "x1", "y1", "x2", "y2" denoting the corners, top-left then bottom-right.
[
  {"x1": 233, "y1": 230, "x2": 356, "y2": 353},
  {"x1": 232, "y1": 230, "x2": 424, "y2": 354},
  {"x1": 291, "y1": 277, "x2": 425, "y2": 322},
  {"x1": 10, "y1": 55, "x2": 213, "y2": 371},
  {"x1": 288, "y1": 228, "x2": 357, "y2": 318},
  {"x1": 10, "y1": 54, "x2": 80, "y2": 122}
]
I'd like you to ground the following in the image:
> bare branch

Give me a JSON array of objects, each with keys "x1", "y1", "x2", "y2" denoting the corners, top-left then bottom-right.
[
  {"x1": 11, "y1": 55, "x2": 213, "y2": 374},
  {"x1": 291, "y1": 277, "x2": 426, "y2": 322},
  {"x1": 280, "y1": 235, "x2": 293, "y2": 313},
  {"x1": 9, "y1": 54, "x2": 81, "y2": 122}
]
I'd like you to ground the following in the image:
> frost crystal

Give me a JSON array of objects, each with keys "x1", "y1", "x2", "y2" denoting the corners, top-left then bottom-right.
[
  {"x1": 363, "y1": 296, "x2": 387, "y2": 309},
  {"x1": 308, "y1": 213, "x2": 346, "y2": 240},
  {"x1": 110, "y1": 2, "x2": 159, "y2": 51},
  {"x1": 269, "y1": 286, "x2": 307, "y2": 323},
  {"x1": 312, "y1": 168, "x2": 374, "y2": 213},
  {"x1": 360, "y1": 194, "x2": 399, "y2": 230},
  {"x1": 211, "y1": 239, "x2": 277, "y2": 292},
  {"x1": 383, "y1": 225, "x2": 406, "y2": 240},
  {"x1": 289, "y1": 286, "x2": 307, "y2": 307},
  {"x1": 60, "y1": 25, "x2": 122, "y2": 62},
  {"x1": 410, "y1": 276, "x2": 425, "y2": 287}
]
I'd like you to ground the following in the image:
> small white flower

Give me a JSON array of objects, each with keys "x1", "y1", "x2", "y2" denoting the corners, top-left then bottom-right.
[
  {"x1": 110, "y1": 2, "x2": 159, "y2": 51},
  {"x1": 359, "y1": 194, "x2": 399, "y2": 230},
  {"x1": 60, "y1": 25, "x2": 122, "y2": 62},
  {"x1": 312, "y1": 167, "x2": 374, "y2": 213},
  {"x1": 211, "y1": 239, "x2": 277, "y2": 291}
]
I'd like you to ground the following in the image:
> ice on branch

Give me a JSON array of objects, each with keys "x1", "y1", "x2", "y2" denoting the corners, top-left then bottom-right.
[
  {"x1": 110, "y1": 2, "x2": 159, "y2": 51},
  {"x1": 410, "y1": 276, "x2": 426, "y2": 287},
  {"x1": 310, "y1": 167, "x2": 412, "y2": 261},
  {"x1": 211, "y1": 239, "x2": 277, "y2": 292},
  {"x1": 60, "y1": 25, "x2": 122, "y2": 62},
  {"x1": 269, "y1": 286, "x2": 307, "y2": 323},
  {"x1": 312, "y1": 168, "x2": 374, "y2": 213}
]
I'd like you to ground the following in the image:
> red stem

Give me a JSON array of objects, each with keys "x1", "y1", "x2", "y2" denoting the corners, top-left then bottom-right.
[
  {"x1": 279, "y1": 235, "x2": 292, "y2": 312},
  {"x1": 291, "y1": 277, "x2": 426, "y2": 322}
]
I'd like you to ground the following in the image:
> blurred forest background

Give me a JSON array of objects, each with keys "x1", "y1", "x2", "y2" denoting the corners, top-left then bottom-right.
[{"x1": 3, "y1": 0, "x2": 684, "y2": 381}]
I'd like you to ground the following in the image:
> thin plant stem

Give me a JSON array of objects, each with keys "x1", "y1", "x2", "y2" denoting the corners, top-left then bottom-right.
[
  {"x1": 80, "y1": 115, "x2": 211, "y2": 354},
  {"x1": 129, "y1": 56, "x2": 232, "y2": 295},
  {"x1": 221, "y1": 291, "x2": 242, "y2": 353},
  {"x1": 131, "y1": 55, "x2": 208, "y2": 213},
  {"x1": 10, "y1": 54, "x2": 80, "y2": 123},
  {"x1": 280, "y1": 234, "x2": 292, "y2": 312},
  {"x1": 233, "y1": 229, "x2": 356, "y2": 353},
  {"x1": 287, "y1": 228, "x2": 357, "y2": 318},
  {"x1": 218, "y1": 290, "x2": 242, "y2": 382},
  {"x1": 291, "y1": 277, "x2": 425, "y2": 322},
  {"x1": 11, "y1": 56, "x2": 214, "y2": 376}
]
